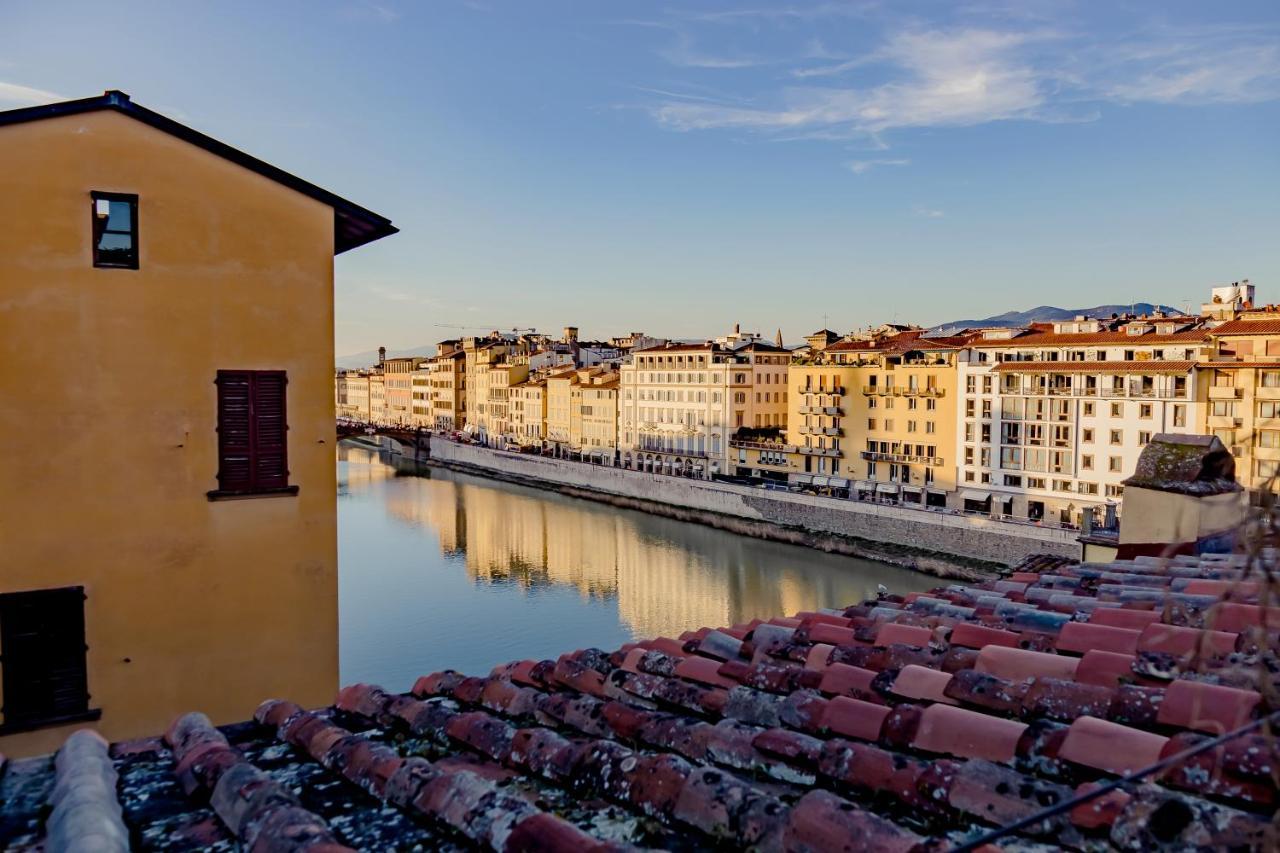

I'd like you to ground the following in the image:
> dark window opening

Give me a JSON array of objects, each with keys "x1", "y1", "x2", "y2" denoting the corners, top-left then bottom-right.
[
  {"x1": 0, "y1": 587, "x2": 98, "y2": 733},
  {"x1": 211, "y1": 370, "x2": 296, "y2": 499},
  {"x1": 91, "y1": 192, "x2": 138, "y2": 269}
]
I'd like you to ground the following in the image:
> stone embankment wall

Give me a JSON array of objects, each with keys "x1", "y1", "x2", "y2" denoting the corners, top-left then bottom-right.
[{"x1": 426, "y1": 441, "x2": 1079, "y2": 575}]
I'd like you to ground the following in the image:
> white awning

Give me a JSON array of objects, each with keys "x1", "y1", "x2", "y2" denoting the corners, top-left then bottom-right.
[
  {"x1": 793, "y1": 473, "x2": 814, "y2": 484},
  {"x1": 962, "y1": 490, "x2": 992, "y2": 502},
  {"x1": 876, "y1": 483, "x2": 900, "y2": 495},
  {"x1": 829, "y1": 478, "x2": 850, "y2": 488},
  {"x1": 900, "y1": 485, "x2": 922, "y2": 494},
  {"x1": 812, "y1": 476, "x2": 830, "y2": 487},
  {"x1": 854, "y1": 480, "x2": 875, "y2": 491}
]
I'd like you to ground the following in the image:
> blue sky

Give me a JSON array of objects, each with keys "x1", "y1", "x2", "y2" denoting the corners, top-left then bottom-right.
[{"x1": 5, "y1": 1, "x2": 1279, "y2": 355}]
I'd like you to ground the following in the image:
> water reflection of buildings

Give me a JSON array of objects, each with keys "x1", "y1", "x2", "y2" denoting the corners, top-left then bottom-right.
[{"x1": 349, "y1": 446, "x2": 931, "y2": 640}]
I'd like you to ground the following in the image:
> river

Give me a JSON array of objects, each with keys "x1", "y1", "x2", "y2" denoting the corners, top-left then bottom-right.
[{"x1": 337, "y1": 443, "x2": 936, "y2": 692}]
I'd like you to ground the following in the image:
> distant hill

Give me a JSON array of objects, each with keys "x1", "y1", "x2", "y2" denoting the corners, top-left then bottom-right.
[
  {"x1": 931, "y1": 303, "x2": 1181, "y2": 335},
  {"x1": 335, "y1": 345, "x2": 437, "y2": 370}
]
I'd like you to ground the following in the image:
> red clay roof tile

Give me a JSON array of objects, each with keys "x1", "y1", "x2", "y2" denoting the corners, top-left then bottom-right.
[
  {"x1": 1137, "y1": 623, "x2": 1239, "y2": 657},
  {"x1": 874, "y1": 622, "x2": 934, "y2": 647},
  {"x1": 1157, "y1": 680, "x2": 1262, "y2": 735},
  {"x1": 975, "y1": 645, "x2": 1080, "y2": 682},
  {"x1": 817, "y1": 662, "x2": 880, "y2": 699},
  {"x1": 1056, "y1": 622, "x2": 1142, "y2": 656},
  {"x1": 1059, "y1": 716, "x2": 1169, "y2": 774},
  {"x1": 912, "y1": 704, "x2": 1028, "y2": 763},
  {"x1": 948, "y1": 623, "x2": 1022, "y2": 649},
  {"x1": 1075, "y1": 649, "x2": 1140, "y2": 688},
  {"x1": 820, "y1": 697, "x2": 892, "y2": 741},
  {"x1": 1089, "y1": 608, "x2": 1162, "y2": 631},
  {"x1": 889, "y1": 665, "x2": 958, "y2": 705}
]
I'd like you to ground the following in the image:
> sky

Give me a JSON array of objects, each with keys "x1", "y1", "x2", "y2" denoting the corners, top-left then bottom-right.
[{"x1": 5, "y1": 1, "x2": 1279, "y2": 355}]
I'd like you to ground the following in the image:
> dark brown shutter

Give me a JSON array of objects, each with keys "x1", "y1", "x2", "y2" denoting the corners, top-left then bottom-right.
[
  {"x1": 252, "y1": 371, "x2": 289, "y2": 489},
  {"x1": 216, "y1": 370, "x2": 254, "y2": 491},
  {"x1": 0, "y1": 588, "x2": 89, "y2": 726}
]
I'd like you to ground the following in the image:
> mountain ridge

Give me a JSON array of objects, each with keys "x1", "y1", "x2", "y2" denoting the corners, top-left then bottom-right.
[
  {"x1": 335, "y1": 345, "x2": 437, "y2": 370},
  {"x1": 930, "y1": 302, "x2": 1181, "y2": 334}
]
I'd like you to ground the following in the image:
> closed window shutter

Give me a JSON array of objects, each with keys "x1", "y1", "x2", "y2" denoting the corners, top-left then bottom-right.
[
  {"x1": 252, "y1": 371, "x2": 289, "y2": 489},
  {"x1": 216, "y1": 370, "x2": 288, "y2": 492},
  {"x1": 216, "y1": 370, "x2": 254, "y2": 491},
  {"x1": 0, "y1": 588, "x2": 89, "y2": 725}
]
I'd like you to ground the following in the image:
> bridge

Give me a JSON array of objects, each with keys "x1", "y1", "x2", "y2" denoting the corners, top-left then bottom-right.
[{"x1": 336, "y1": 421, "x2": 431, "y2": 459}]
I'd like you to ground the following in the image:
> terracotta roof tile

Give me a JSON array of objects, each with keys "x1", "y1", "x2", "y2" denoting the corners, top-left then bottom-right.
[
  {"x1": 1210, "y1": 318, "x2": 1280, "y2": 335},
  {"x1": 1059, "y1": 716, "x2": 1170, "y2": 774},
  {"x1": 8, "y1": 554, "x2": 1280, "y2": 851}
]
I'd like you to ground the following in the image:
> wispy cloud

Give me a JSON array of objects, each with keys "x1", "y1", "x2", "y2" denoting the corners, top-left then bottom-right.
[
  {"x1": 914, "y1": 206, "x2": 945, "y2": 218},
  {"x1": 0, "y1": 81, "x2": 63, "y2": 106},
  {"x1": 1096, "y1": 28, "x2": 1280, "y2": 105},
  {"x1": 643, "y1": 17, "x2": 1280, "y2": 144},
  {"x1": 847, "y1": 157, "x2": 909, "y2": 174},
  {"x1": 659, "y1": 30, "x2": 771, "y2": 69},
  {"x1": 654, "y1": 28, "x2": 1055, "y2": 133}
]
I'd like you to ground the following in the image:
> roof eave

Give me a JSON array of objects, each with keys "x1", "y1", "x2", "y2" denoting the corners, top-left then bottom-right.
[{"x1": 0, "y1": 90, "x2": 397, "y2": 256}]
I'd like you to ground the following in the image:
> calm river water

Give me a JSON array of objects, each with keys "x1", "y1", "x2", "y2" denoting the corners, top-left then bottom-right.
[{"x1": 337, "y1": 442, "x2": 936, "y2": 692}]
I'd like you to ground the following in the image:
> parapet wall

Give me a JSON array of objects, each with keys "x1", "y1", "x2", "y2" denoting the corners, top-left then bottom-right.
[{"x1": 428, "y1": 441, "x2": 1079, "y2": 570}]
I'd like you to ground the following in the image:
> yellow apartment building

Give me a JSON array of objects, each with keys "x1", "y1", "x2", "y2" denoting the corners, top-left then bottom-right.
[
  {"x1": 382, "y1": 355, "x2": 425, "y2": 425},
  {"x1": 545, "y1": 369, "x2": 581, "y2": 454},
  {"x1": 484, "y1": 361, "x2": 531, "y2": 445},
  {"x1": 783, "y1": 328, "x2": 963, "y2": 506},
  {"x1": 0, "y1": 91, "x2": 395, "y2": 755},
  {"x1": 580, "y1": 373, "x2": 620, "y2": 462},
  {"x1": 411, "y1": 365, "x2": 432, "y2": 427},
  {"x1": 335, "y1": 369, "x2": 372, "y2": 420},
  {"x1": 1201, "y1": 317, "x2": 1280, "y2": 494},
  {"x1": 369, "y1": 371, "x2": 387, "y2": 422},
  {"x1": 510, "y1": 379, "x2": 546, "y2": 447},
  {"x1": 428, "y1": 346, "x2": 466, "y2": 432},
  {"x1": 730, "y1": 342, "x2": 792, "y2": 430}
]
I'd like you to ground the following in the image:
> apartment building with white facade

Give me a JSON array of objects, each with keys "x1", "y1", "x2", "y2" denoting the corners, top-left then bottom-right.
[
  {"x1": 619, "y1": 343, "x2": 736, "y2": 478},
  {"x1": 956, "y1": 315, "x2": 1208, "y2": 527}
]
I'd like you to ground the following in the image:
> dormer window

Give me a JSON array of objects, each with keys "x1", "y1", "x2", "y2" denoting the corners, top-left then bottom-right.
[{"x1": 91, "y1": 192, "x2": 138, "y2": 269}]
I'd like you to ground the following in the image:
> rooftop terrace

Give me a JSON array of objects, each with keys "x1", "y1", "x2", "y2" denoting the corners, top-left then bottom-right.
[{"x1": 2, "y1": 552, "x2": 1277, "y2": 851}]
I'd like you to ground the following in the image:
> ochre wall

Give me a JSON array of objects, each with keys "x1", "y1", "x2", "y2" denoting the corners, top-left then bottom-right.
[{"x1": 0, "y1": 111, "x2": 339, "y2": 756}]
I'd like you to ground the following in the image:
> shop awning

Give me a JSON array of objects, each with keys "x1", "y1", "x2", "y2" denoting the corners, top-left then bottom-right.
[
  {"x1": 854, "y1": 480, "x2": 875, "y2": 491},
  {"x1": 793, "y1": 473, "x2": 814, "y2": 485},
  {"x1": 961, "y1": 490, "x2": 992, "y2": 502},
  {"x1": 830, "y1": 478, "x2": 850, "y2": 488},
  {"x1": 900, "y1": 485, "x2": 922, "y2": 494},
  {"x1": 876, "y1": 483, "x2": 900, "y2": 495},
  {"x1": 812, "y1": 476, "x2": 830, "y2": 487}
]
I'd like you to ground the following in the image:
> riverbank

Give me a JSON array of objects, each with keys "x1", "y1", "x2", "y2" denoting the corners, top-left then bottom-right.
[{"x1": 419, "y1": 440, "x2": 1080, "y2": 578}]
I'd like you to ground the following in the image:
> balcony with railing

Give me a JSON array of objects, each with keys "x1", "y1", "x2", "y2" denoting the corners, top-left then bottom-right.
[
  {"x1": 1207, "y1": 414, "x2": 1243, "y2": 429},
  {"x1": 1208, "y1": 385, "x2": 1242, "y2": 400},
  {"x1": 999, "y1": 379, "x2": 1186, "y2": 399},
  {"x1": 797, "y1": 446, "x2": 841, "y2": 457},
  {"x1": 729, "y1": 438, "x2": 797, "y2": 452},
  {"x1": 859, "y1": 450, "x2": 944, "y2": 466}
]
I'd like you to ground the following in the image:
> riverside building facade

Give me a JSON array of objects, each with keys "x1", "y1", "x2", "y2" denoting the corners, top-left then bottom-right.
[{"x1": 960, "y1": 317, "x2": 1209, "y2": 527}]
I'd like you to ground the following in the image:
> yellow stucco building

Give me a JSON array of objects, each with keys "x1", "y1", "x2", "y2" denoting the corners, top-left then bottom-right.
[
  {"x1": 1200, "y1": 316, "x2": 1280, "y2": 494},
  {"x1": 579, "y1": 372, "x2": 621, "y2": 462},
  {"x1": 782, "y1": 327, "x2": 963, "y2": 505},
  {"x1": 0, "y1": 91, "x2": 395, "y2": 756}
]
